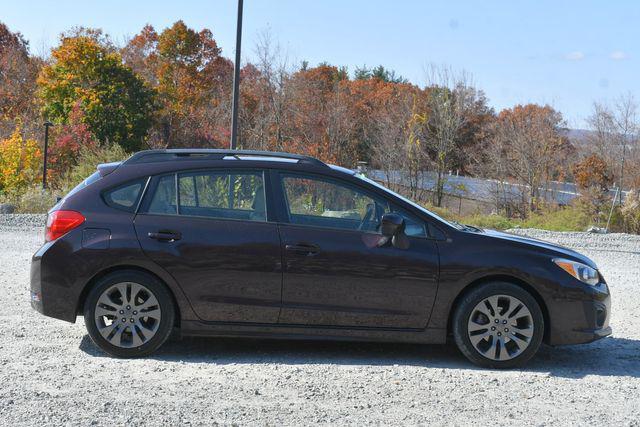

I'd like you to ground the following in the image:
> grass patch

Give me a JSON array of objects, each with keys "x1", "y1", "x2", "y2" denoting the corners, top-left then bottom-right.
[{"x1": 423, "y1": 203, "x2": 595, "y2": 232}]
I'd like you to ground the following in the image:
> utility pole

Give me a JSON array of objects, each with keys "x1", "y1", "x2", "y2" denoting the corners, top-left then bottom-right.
[
  {"x1": 42, "y1": 121, "x2": 53, "y2": 189},
  {"x1": 230, "y1": 0, "x2": 244, "y2": 149},
  {"x1": 619, "y1": 139, "x2": 626, "y2": 206}
]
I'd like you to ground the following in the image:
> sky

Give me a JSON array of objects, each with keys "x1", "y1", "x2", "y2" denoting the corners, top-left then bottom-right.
[{"x1": 2, "y1": 0, "x2": 639, "y2": 128}]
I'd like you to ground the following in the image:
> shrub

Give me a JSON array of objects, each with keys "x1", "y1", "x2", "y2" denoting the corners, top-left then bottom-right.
[
  {"x1": 47, "y1": 104, "x2": 99, "y2": 188},
  {"x1": 56, "y1": 143, "x2": 129, "y2": 192},
  {"x1": 0, "y1": 125, "x2": 42, "y2": 194},
  {"x1": 462, "y1": 214, "x2": 517, "y2": 230},
  {"x1": 15, "y1": 185, "x2": 58, "y2": 213},
  {"x1": 520, "y1": 205, "x2": 592, "y2": 231}
]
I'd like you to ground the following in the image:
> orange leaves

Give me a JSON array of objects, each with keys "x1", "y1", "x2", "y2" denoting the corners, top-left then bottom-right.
[
  {"x1": 572, "y1": 154, "x2": 612, "y2": 191},
  {"x1": 123, "y1": 21, "x2": 232, "y2": 147}
]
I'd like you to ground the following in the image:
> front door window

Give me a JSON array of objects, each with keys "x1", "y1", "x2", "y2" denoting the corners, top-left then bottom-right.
[{"x1": 281, "y1": 174, "x2": 388, "y2": 233}]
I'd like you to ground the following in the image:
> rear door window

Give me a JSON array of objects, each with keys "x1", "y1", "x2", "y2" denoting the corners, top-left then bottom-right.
[
  {"x1": 178, "y1": 171, "x2": 266, "y2": 221},
  {"x1": 144, "y1": 171, "x2": 266, "y2": 222}
]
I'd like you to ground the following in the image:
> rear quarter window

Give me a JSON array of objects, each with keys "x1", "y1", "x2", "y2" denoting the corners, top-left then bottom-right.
[{"x1": 103, "y1": 178, "x2": 147, "y2": 212}]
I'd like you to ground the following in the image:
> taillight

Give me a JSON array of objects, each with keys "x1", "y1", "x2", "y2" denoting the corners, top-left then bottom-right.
[{"x1": 45, "y1": 210, "x2": 85, "y2": 242}]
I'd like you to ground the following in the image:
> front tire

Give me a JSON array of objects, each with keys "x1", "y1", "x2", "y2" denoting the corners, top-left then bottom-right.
[
  {"x1": 83, "y1": 270, "x2": 175, "y2": 358},
  {"x1": 452, "y1": 282, "x2": 544, "y2": 368}
]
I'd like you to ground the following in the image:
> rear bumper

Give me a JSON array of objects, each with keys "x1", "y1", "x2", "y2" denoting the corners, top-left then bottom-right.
[
  {"x1": 548, "y1": 284, "x2": 612, "y2": 345},
  {"x1": 30, "y1": 241, "x2": 79, "y2": 323}
]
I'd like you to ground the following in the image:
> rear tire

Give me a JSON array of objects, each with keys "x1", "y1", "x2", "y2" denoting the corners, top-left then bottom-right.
[
  {"x1": 452, "y1": 282, "x2": 544, "y2": 368},
  {"x1": 83, "y1": 270, "x2": 175, "y2": 358}
]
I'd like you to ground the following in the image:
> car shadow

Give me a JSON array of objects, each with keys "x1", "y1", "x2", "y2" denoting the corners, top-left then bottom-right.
[{"x1": 79, "y1": 334, "x2": 640, "y2": 379}]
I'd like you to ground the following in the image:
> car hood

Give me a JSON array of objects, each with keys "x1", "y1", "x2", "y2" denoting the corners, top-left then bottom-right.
[{"x1": 478, "y1": 229, "x2": 597, "y2": 269}]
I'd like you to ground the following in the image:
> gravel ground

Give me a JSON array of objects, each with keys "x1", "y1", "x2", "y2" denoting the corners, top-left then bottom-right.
[{"x1": 1, "y1": 215, "x2": 639, "y2": 426}]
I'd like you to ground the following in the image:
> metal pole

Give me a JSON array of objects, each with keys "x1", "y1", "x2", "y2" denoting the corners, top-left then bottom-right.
[
  {"x1": 619, "y1": 141, "x2": 626, "y2": 206},
  {"x1": 605, "y1": 186, "x2": 620, "y2": 232},
  {"x1": 230, "y1": 0, "x2": 244, "y2": 149},
  {"x1": 43, "y1": 121, "x2": 53, "y2": 189}
]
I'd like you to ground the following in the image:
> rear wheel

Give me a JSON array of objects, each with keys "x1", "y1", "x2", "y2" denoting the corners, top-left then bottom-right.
[
  {"x1": 83, "y1": 270, "x2": 175, "y2": 357},
  {"x1": 452, "y1": 282, "x2": 544, "y2": 368}
]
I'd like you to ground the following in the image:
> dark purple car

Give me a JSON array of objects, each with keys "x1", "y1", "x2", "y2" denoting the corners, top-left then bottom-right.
[{"x1": 30, "y1": 149, "x2": 611, "y2": 368}]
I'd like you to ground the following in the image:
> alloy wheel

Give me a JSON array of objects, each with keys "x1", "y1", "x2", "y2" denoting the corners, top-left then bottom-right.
[
  {"x1": 94, "y1": 282, "x2": 162, "y2": 348},
  {"x1": 467, "y1": 294, "x2": 534, "y2": 361}
]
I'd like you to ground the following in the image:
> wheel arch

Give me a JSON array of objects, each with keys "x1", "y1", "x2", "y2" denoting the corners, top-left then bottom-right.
[
  {"x1": 76, "y1": 265, "x2": 183, "y2": 327},
  {"x1": 446, "y1": 274, "x2": 551, "y2": 344}
]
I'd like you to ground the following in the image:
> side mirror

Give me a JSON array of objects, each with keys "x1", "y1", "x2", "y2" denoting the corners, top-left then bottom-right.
[{"x1": 380, "y1": 213, "x2": 410, "y2": 249}]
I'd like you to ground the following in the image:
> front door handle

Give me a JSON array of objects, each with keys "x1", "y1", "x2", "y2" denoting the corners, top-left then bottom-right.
[
  {"x1": 285, "y1": 243, "x2": 320, "y2": 256},
  {"x1": 148, "y1": 231, "x2": 182, "y2": 242}
]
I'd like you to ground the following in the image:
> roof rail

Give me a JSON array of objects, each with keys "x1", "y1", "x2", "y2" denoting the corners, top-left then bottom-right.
[{"x1": 123, "y1": 149, "x2": 327, "y2": 167}]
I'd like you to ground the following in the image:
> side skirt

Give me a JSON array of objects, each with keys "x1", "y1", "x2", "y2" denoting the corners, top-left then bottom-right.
[{"x1": 181, "y1": 320, "x2": 447, "y2": 344}]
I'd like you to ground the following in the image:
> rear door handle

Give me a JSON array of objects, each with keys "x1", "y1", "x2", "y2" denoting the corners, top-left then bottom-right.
[
  {"x1": 285, "y1": 243, "x2": 320, "y2": 256},
  {"x1": 148, "y1": 231, "x2": 182, "y2": 242}
]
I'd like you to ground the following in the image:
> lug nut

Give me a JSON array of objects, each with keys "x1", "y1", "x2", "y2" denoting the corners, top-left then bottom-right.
[
  {"x1": 119, "y1": 310, "x2": 124, "y2": 314},
  {"x1": 503, "y1": 320, "x2": 507, "y2": 324},
  {"x1": 494, "y1": 319, "x2": 499, "y2": 323},
  {"x1": 133, "y1": 311, "x2": 137, "y2": 315},
  {"x1": 504, "y1": 328, "x2": 509, "y2": 332},
  {"x1": 121, "y1": 318, "x2": 126, "y2": 322},
  {"x1": 491, "y1": 326, "x2": 496, "y2": 331},
  {"x1": 130, "y1": 318, "x2": 135, "y2": 323},
  {"x1": 497, "y1": 332, "x2": 502, "y2": 336},
  {"x1": 126, "y1": 305, "x2": 131, "y2": 310}
]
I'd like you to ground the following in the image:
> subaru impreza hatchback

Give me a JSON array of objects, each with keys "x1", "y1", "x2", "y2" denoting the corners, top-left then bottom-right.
[{"x1": 30, "y1": 149, "x2": 611, "y2": 368}]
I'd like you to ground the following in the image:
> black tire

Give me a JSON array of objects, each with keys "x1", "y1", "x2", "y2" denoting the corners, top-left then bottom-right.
[
  {"x1": 83, "y1": 270, "x2": 175, "y2": 358},
  {"x1": 452, "y1": 282, "x2": 544, "y2": 369}
]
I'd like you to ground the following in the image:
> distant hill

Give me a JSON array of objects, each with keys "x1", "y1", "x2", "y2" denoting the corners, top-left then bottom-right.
[{"x1": 563, "y1": 128, "x2": 594, "y2": 146}]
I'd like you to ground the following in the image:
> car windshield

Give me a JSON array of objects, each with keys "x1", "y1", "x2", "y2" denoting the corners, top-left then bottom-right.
[{"x1": 353, "y1": 172, "x2": 465, "y2": 231}]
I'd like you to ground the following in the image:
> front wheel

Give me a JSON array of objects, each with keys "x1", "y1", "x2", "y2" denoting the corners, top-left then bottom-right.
[
  {"x1": 452, "y1": 282, "x2": 544, "y2": 368},
  {"x1": 83, "y1": 270, "x2": 175, "y2": 358}
]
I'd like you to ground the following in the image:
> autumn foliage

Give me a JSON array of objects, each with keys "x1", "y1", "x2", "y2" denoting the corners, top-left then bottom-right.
[
  {"x1": 37, "y1": 29, "x2": 155, "y2": 151},
  {"x1": 1, "y1": 19, "x2": 638, "y2": 226},
  {"x1": 572, "y1": 154, "x2": 612, "y2": 191},
  {"x1": 0, "y1": 124, "x2": 41, "y2": 193}
]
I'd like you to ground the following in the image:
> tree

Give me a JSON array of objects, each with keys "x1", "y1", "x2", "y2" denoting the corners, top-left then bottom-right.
[
  {"x1": 239, "y1": 30, "x2": 293, "y2": 152},
  {"x1": 368, "y1": 85, "x2": 415, "y2": 192},
  {"x1": 0, "y1": 22, "x2": 42, "y2": 140},
  {"x1": 491, "y1": 104, "x2": 569, "y2": 212},
  {"x1": 572, "y1": 154, "x2": 612, "y2": 224},
  {"x1": 123, "y1": 21, "x2": 233, "y2": 147},
  {"x1": 421, "y1": 66, "x2": 476, "y2": 206},
  {"x1": 354, "y1": 65, "x2": 407, "y2": 83},
  {"x1": 573, "y1": 154, "x2": 611, "y2": 191},
  {"x1": 38, "y1": 29, "x2": 156, "y2": 151},
  {"x1": 287, "y1": 64, "x2": 352, "y2": 164},
  {"x1": 586, "y1": 95, "x2": 639, "y2": 192}
]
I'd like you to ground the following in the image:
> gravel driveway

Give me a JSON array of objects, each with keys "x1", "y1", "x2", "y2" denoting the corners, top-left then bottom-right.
[{"x1": 1, "y1": 215, "x2": 639, "y2": 426}]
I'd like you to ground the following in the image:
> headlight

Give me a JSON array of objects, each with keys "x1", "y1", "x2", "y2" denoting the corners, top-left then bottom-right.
[{"x1": 552, "y1": 258, "x2": 600, "y2": 286}]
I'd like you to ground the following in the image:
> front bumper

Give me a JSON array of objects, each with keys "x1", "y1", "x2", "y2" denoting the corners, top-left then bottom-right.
[{"x1": 548, "y1": 283, "x2": 612, "y2": 345}]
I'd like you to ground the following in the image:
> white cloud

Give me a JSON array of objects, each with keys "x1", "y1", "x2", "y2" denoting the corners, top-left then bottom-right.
[
  {"x1": 565, "y1": 51, "x2": 585, "y2": 61},
  {"x1": 610, "y1": 51, "x2": 627, "y2": 60}
]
